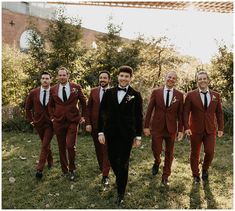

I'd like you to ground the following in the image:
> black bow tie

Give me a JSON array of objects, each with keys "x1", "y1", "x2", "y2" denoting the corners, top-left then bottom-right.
[{"x1": 118, "y1": 87, "x2": 127, "y2": 92}]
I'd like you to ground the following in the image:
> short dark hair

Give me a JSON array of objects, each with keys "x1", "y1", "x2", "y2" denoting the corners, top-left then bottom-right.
[
  {"x1": 40, "y1": 71, "x2": 51, "y2": 78},
  {"x1": 196, "y1": 70, "x2": 209, "y2": 81},
  {"x1": 118, "y1": 65, "x2": 133, "y2": 77},
  {"x1": 99, "y1": 70, "x2": 111, "y2": 79},
  {"x1": 57, "y1": 66, "x2": 69, "y2": 75}
]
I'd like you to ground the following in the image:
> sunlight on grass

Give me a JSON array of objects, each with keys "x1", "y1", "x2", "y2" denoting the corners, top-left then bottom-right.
[{"x1": 2, "y1": 132, "x2": 233, "y2": 209}]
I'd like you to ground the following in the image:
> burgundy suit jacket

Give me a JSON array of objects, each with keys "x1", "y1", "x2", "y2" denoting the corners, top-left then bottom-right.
[
  {"x1": 25, "y1": 87, "x2": 52, "y2": 128},
  {"x1": 144, "y1": 87, "x2": 184, "y2": 135},
  {"x1": 48, "y1": 82, "x2": 87, "y2": 124},
  {"x1": 183, "y1": 89, "x2": 224, "y2": 134},
  {"x1": 86, "y1": 86, "x2": 101, "y2": 130}
]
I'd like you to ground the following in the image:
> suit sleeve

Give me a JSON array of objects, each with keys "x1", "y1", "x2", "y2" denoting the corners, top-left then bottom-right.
[
  {"x1": 135, "y1": 92, "x2": 143, "y2": 136},
  {"x1": 77, "y1": 85, "x2": 87, "y2": 118},
  {"x1": 25, "y1": 91, "x2": 34, "y2": 122},
  {"x1": 177, "y1": 93, "x2": 184, "y2": 132},
  {"x1": 48, "y1": 90, "x2": 55, "y2": 120},
  {"x1": 144, "y1": 90, "x2": 156, "y2": 128},
  {"x1": 215, "y1": 93, "x2": 224, "y2": 131},
  {"x1": 86, "y1": 91, "x2": 93, "y2": 125},
  {"x1": 183, "y1": 93, "x2": 191, "y2": 130}
]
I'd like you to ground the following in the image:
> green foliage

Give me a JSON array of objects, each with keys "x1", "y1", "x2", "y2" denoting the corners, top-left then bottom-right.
[
  {"x1": 83, "y1": 19, "x2": 142, "y2": 87},
  {"x1": 46, "y1": 8, "x2": 86, "y2": 82},
  {"x1": 2, "y1": 132, "x2": 233, "y2": 208},
  {"x1": 2, "y1": 44, "x2": 32, "y2": 106},
  {"x1": 222, "y1": 101, "x2": 233, "y2": 135},
  {"x1": 209, "y1": 44, "x2": 233, "y2": 101}
]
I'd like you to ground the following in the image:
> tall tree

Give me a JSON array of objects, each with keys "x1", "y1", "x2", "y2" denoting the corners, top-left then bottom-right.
[
  {"x1": 45, "y1": 8, "x2": 86, "y2": 83},
  {"x1": 209, "y1": 44, "x2": 233, "y2": 101}
]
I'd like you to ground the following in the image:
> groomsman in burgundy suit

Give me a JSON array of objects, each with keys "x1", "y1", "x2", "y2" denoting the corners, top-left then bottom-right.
[
  {"x1": 184, "y1": 71, "x2": 224, "y2": 183},
  {"x1": 144, "y1": 71, "x2": 184, "y2": 186},
  {"x1": 86, "y1": 71, "x2": 111, "y2": 187},
  {"x1": 98, "y1": 66, "x2": 143, "y2": 205},
  {"x1": 25, "y1": 72, "x2": 54, "y2": 180},
  {"x1": 48, "y1": 67, "x2": 87, "y2": 181}
]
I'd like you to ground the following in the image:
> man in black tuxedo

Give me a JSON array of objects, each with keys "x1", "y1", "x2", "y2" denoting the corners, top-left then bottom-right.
[{"x1": 98, "y1": 66, "x2": 143, "y2": 205}]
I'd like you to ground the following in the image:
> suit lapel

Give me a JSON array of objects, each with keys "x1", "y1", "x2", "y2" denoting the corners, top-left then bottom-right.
[
  {"x1": 159, "y1": 88, "x2": 165, "y2": 109},
  {"x1": 96, "y1": 87, "x2": 101, "y2": 103},
  {"x1": 120, "y1": 86, "x2": 133, "y2": 105},
  {"x1": 36, "y1": 87, "x2": 42, "y2": 106},
  {"x1": 168, "y1": 89, "x2": 177, "y2": 108},
  {"x1": 195, "y1": 89, "x2": 205, "y2": 111}
]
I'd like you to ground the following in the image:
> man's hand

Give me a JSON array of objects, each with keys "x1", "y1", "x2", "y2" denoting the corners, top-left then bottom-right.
[
  {"x1": 132, "y1": 138, "x2": 141, "y2": 148},
  {"x1": 185, "y1": 129, "x2": 192, "y2": 136},
  {"x1": 30, "y1": 121, "x2": 35, "y2": 127},
  {"x1": 80, "y1": 117, "x2": 85, "y2": 124},
  {"x1": 86, "y1": 125, "x2": 92, "y2": 133},
  {"x1": 177, "y1": 132, "x2": 184, "y2": 141},
  {"x1": 98, "y1": 134, "x2": 105, "y2": 145},
  {"x1": 218, "y1": 130, "x2": 223, "y2": 137},
  {"x1": 144, "y1": 128, "x2": 151, "y2": 136}
]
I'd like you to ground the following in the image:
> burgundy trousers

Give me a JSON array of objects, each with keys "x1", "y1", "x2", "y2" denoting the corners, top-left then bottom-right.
[
  {"x1": 190, "y1": 131, "x2": 216, "y2": 177},
  {"x1": 54, "y1": 121, "x2": 78, "y2": 173},
  {"x1": 35, "y1": 124, "x2": 53, "y2": 171},
  {"x1": 92, "y1": 130, "x2": 110, "y2": 177},
  {"x1": 152, "y1": 132, "x2": 176, "y2": 179}
]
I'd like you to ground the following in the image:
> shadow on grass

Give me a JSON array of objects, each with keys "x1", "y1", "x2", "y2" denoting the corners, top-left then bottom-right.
[
  {"x1": 203, "y1": 181, "x2": 218, "y2": 209},
  {"x1": 189, "y1": 182, "x2": 202, "y2": 209}
]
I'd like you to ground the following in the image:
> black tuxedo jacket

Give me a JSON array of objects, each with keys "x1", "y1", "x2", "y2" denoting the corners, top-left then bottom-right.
[{"x1": 99, "y1": 86, "x2": 143, "y2": 140}]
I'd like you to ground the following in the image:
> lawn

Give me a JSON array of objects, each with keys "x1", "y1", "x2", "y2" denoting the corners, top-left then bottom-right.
[{"x1": 2, "y1": 131, "x2": 233, "y2": 209}]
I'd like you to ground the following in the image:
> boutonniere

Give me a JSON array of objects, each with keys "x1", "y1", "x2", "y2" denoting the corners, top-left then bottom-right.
[
  {"x1": 170, "y1": 96, "x2": 178, "y2": 105},
  {"x1": 212, "y1": 95, "x2": 217, "y2": 101},
  {"x1": 72, "y1": 88, "x2": 78, "y2": 94},
  {"x1": 125, "y1": 95, "x2": 135, "y2": 103}
]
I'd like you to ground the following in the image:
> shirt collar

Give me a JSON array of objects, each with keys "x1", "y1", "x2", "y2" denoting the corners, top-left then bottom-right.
[
  {"x1": 118, "y1": 85, "x2": 129, "y2": 90},
  {"x1": 199, "y1": 88, "x2": 209, "y2": 93},
  {"x1": 164, "y1": 85, "x2": 173, "y2": 92},
  {"x1": 60, "y1": 82, "x2": 69, "y2": 88},
  {"x1": 40, "y1": 86, "x2": 50, "y2": 92}
]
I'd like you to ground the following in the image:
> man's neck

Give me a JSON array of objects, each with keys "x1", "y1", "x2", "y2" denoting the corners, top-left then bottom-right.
[
  {"x1": 165, "y1": 85, "x2": 173, "y2": 90},
  {"x1": 199, "y1": 87, "x2": 208, "y2": 92},
  {"x1": 41, "y1": 85, "x2": 50, "y2": 90}
]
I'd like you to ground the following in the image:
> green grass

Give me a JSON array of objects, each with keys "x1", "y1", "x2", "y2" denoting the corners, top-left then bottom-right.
[{"x1": 2, "y1": 132, "x2": 233, "y2": 209}]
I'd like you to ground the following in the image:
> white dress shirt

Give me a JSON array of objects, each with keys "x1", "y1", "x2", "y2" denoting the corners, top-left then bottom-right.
[
  {"x1": 199, "y1": 88, "x2": 211, "y2": 107},
  {"x1": 40, "y1": 86, "x2": 50, "y2": 106},
  {"x1": 58, "y1": 82, "x2": 70, "y2": 102},
  {"x1": 99, "y1": 86, "x2": 110, "y2": 102},
  {"x1": 163, "y1": 86, "x2": 173, "y2": 107},
  {"x1": 117, "y1": 85, "x2": 129, "y2": 104}
]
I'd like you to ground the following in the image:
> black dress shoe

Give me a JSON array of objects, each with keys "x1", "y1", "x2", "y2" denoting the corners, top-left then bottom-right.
[
  {"x1": 152, "y1": 163, "x2": 159, "y2": 175},
  {"x1": 36, "y1": 171, "x2": 43, "y2": 180},
  {"x1": 202, "y1": 170, "x2": 208, "y2": 181},
  {"x1": 193, "y1": 176, "x2": 200, "y2": 184},
  {"x1": 116, "y1": 194, "x2": 124, "y2": 206},
  {"x1": 69, "y1": 171, "x2": 75, "y2": 181},
  {"x1": 161, "y1": 178, "x2": 169, "y2": 186},
  {"x1": 101, "y1": 176, "x2": 109, "y2": 186}
]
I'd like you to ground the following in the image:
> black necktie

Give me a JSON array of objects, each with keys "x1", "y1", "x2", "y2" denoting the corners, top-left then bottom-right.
[
  {"x1": 118, "y1": 87, "x2": 127, "y2": 92},
  {"x1": 201, "y1": 91, "x2": 208, "y2": 110},
  {"x1": 43, "y1": 90, "x2": 46, "y2": 106},
  {"x1": 62, "y1": 87, "x2": 67, "y2": 102},
  {"x1": 102, "y1": 88, "x2": 106, "y2": 93},
  {"x1": 166, "y1": 90, "x2": 170, "y2": 107}
]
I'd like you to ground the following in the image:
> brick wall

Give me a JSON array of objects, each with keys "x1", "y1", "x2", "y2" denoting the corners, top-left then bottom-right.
[{"x1": 2, "y1": 9, "x2": 104, "y2": 49}]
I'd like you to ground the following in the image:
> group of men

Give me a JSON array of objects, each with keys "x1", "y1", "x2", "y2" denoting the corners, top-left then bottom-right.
[{"x1": 25, "y1": 66, "x2": 224, "y2": 206}]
